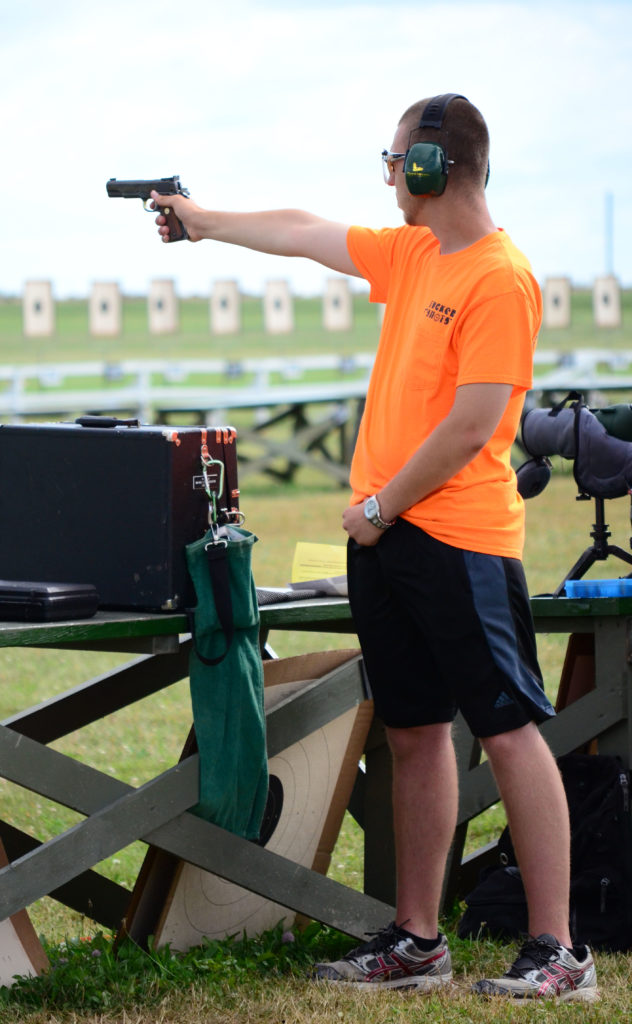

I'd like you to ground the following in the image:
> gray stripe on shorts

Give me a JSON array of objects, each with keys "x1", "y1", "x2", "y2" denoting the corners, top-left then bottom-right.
[{"x1": 463, "y1": 550, "x2": 555, "y2": 721}]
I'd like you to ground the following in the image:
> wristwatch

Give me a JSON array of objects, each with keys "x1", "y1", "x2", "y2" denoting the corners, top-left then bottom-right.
[{"x1": 363, "y1": 495, "x2": 396, "y2": 530}]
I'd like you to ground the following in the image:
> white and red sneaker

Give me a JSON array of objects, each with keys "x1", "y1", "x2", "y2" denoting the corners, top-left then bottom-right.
[
  {"x1": 313, "y1": 922, "x2": 452, "y2": 991},
  {"x1": 473, "y1": 933, "x2": 599, "y2": 1002}
]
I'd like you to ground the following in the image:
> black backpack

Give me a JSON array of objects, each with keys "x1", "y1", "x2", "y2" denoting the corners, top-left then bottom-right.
[{"x1": 458, "y1": 753, "x2": 632, "y2": 952}]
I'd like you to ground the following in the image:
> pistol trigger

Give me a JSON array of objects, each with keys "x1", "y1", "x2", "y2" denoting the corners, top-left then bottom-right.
[{"x1": 143, "y1": 198, "x2": 154, "y2": 212}]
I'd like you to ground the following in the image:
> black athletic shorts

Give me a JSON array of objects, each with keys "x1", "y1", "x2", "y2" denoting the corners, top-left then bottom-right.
[{"x1": 347, "y1": 518, "x2": 555, "y2": 738}]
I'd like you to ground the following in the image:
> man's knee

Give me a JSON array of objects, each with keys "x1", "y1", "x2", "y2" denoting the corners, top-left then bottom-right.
[
  {"x1": 386, "y1": 721, "x2": 453, "y2": 761},
  {"x1": 480, "y1": 721, "x2": 559, "y2": 776}
]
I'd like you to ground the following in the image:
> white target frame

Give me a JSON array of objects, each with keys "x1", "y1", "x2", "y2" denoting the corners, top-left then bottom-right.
[{"x1": 120, "y1": 650, "x2": 372, "y2": 950}]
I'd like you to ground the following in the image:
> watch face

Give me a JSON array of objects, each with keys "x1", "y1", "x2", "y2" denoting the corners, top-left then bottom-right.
[{"x1": 364, "y1": 496, "x2": 378, "y2": 520}]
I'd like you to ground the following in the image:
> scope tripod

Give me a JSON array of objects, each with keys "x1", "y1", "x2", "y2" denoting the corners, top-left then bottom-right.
[{"x1": 554, "y1": 493, "x2": 632, "y2": 596}]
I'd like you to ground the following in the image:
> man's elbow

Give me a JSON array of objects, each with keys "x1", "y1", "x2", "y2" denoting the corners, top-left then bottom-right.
[{"x1": 458, "y1": 425, "x2": 491, "y2": 462}]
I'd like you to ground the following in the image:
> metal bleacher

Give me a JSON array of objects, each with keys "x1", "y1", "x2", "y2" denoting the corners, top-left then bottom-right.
[{"x1": 2, "y1": 348, "x2": 632, "y2": 484}]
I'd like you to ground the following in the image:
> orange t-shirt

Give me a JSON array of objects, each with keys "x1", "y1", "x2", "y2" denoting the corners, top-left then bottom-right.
[{"x1": 346, "y1": 224, "x2": 542, "y2": 558}]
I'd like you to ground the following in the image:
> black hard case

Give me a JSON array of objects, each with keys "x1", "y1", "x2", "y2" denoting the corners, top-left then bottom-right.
[
  {"x1": 0, "y1": 580, "x2": 99, "y2": 622},
  {"x1": 0, "y1": 421, "x2": 239, "y2": 611}
]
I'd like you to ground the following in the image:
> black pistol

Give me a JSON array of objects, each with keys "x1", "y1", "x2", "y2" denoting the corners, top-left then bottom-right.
[{"x1": 106, "y1": 175, "x2": 190, "y2": 242}]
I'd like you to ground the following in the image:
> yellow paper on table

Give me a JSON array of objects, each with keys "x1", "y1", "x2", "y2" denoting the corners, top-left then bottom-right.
[{"x1": 290, "y1": 542, "x2": 348, "y2": 597}]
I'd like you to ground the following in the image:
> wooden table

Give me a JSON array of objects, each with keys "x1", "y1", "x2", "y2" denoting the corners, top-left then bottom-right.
[
  {"x1": 1, "y1": 594, "x2": 630, "y2": 940},
  {"x1": 0, "y1": 600, "x2": 395, "y2": 943}
]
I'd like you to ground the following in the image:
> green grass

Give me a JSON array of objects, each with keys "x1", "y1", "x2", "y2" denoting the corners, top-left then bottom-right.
[
  {"x1": 1, "y1": 288, "x2": 631, "y2": 367},
  {"x1": 1, "y1": 920, "x2": 631, "y2": 1022},
  {"x1": 0, "y1": 294, "x2": 384, "y2": 365}
]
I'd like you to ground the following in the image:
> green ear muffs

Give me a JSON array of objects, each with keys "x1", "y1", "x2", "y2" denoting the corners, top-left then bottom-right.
[{"x1": 404, "y1": 142, "x2": 450, "y2": 196}]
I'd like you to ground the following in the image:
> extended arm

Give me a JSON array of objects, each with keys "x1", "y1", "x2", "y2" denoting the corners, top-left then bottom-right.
[
  {"x1": 152, "y1": 192, "x2": 361, "y2": 277},
  {"x1": 342, "y1": 381, "x2": 514, "y2": 545}
]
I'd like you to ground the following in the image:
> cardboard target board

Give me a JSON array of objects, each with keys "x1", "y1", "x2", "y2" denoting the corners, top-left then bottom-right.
[
  {"x1": 542, "y1": 277, "x2": 571, "y2": 329},
  {"x1": 593, "y1": 275, "x2": 621, "y2": 328},
  {"x1": 263, "y1": 280, "x2": 294, "y2": 333},
  {"x1": 323, "y1": 278, "x2": 352, "y2": 331},
  {"x1": 89, "y1": 282, "x2": 122, "y2": 336},
  {"x1": 23, "y1": 281, "x2": 55, "y2": 337},
  {"x1": 121, "y1": 650, "x2": 371, "y2": 950},
  {"x1": 210, "y1": 280, "x2": 241, "y2": 334},
  {"x1": 0, "y1": 840, "x2": 49, "y2": 987}
]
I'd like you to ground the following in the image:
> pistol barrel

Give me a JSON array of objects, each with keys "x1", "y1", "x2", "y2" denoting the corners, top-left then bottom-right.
[{"x1": 106, "y1": 176, "x2": 188, "y2": 199}]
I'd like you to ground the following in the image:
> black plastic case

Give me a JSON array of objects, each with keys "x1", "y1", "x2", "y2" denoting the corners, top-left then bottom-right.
[{"x1": 0, "y1": 580, "x2": 100, "y2": 622}]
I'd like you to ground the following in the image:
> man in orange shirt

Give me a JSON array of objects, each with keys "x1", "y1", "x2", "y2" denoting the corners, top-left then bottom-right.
[{"x1": 153, "y1": 94, "x2": 598, "y2": 1002}]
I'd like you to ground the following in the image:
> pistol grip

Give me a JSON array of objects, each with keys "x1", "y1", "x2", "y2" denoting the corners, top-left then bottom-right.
[{"x1": 162, "y1": 205, "x2": 188, "y2": 243}]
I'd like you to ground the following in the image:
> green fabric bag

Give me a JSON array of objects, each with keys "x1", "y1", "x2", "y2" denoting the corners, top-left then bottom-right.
[{"x1": 185, "y1": 525, "x2": 268, "y2": 840}]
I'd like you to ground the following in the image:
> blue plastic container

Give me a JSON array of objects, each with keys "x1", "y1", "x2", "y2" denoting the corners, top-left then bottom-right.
[{"x1": 564, "y1": 578, "x2": 632, "y2": 598}]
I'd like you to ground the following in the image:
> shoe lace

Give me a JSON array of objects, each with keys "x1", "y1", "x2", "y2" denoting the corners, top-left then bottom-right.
[
  {"x1": 507, "y1": 936, "x2": 559, "y2": 977},
  {"x1": 349, "y1": 922, "x2": 402, "y2": 958}
]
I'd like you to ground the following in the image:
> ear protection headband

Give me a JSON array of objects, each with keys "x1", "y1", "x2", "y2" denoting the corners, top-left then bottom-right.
[{"x1": 404, "y1": 93, "x2": 489, "y2": 197}]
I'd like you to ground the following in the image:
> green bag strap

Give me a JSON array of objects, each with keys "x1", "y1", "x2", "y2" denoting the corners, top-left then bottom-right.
[{"x1": 186, "y1": 541, "x2": 234, "y2": 666}]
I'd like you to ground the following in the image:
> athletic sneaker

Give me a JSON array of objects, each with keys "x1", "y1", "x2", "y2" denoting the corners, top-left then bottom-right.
[
  {"x1": 472, "y1": 933, "x2": 599, "y2": 1002},
  {"x1": 313, "y1": 921, "x2": 452, "y2": 990}
]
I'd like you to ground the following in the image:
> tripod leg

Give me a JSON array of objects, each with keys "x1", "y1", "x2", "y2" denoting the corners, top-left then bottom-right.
[
  {"x1": 605, "y1": 544, "x2": 632, "y2": 568},
  {"x1": 553, "y1": 548, "x2": 599, "y2": 597}
]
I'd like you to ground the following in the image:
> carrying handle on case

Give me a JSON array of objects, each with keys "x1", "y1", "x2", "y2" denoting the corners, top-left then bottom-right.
[{"x1": 75, "y1": 416, "x2": 141, "y2": 429}]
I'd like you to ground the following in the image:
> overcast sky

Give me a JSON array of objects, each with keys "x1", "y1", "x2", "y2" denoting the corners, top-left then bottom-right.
[{"x1": 2, "y1": 0, "x2": 631, "y2": 298}]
